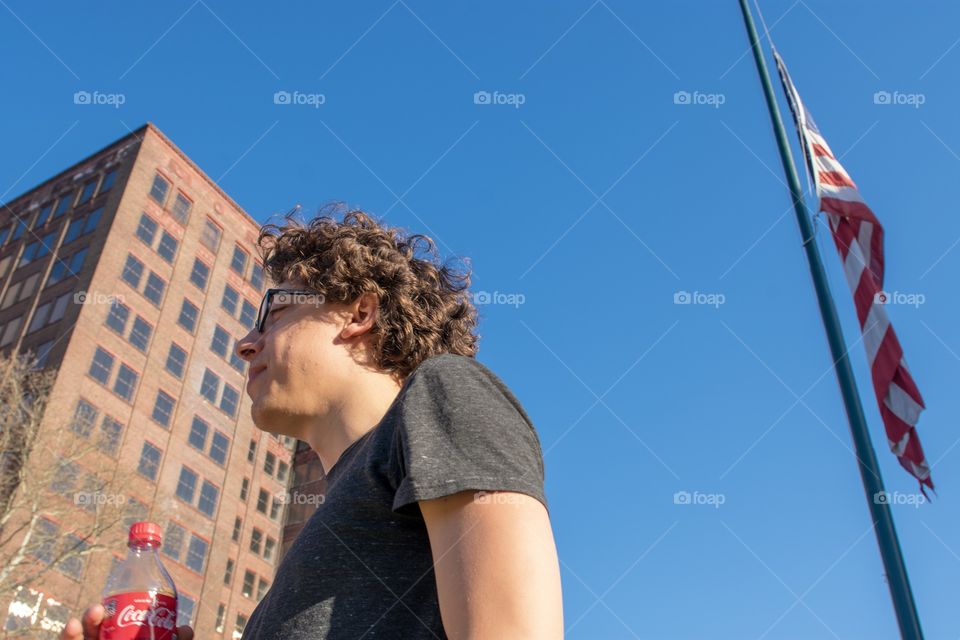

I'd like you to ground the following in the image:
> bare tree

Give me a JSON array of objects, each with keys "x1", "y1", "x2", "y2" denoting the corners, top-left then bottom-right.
[{"x1": 0, "y1": 350, "x2": 139, "y2": 636}]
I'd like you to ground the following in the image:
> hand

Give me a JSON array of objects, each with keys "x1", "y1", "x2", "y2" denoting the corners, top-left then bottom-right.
[{"x1": 59, "y1": 603, "x2": 194, "y2": 640}]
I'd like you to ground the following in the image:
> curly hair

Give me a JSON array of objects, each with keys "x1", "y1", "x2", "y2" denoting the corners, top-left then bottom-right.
[{"x1": 256, "y1": 203, "x2": 480, "y2": 379}]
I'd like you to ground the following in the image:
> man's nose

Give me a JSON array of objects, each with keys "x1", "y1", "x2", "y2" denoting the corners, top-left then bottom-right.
[{"x1": 235, "y1": 328, "x2": 261, "y2": 361}]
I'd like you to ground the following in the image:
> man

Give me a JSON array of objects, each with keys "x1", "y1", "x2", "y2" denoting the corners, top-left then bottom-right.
[{"x1": 61, "y1": 207, "x2": 562, "y2": 639}]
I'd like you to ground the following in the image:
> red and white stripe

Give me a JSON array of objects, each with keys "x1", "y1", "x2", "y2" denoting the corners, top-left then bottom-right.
[{"x1": 774, "y1": 51, "x2": 933, "y2": 494}]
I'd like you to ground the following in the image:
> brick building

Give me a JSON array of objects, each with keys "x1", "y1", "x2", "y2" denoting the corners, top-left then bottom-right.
[{"x1": 0, "y1": 123, "x2": 293, "y2": 638}]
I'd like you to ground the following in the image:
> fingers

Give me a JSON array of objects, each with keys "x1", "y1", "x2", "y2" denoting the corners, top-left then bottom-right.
[
  {"x1": 58, "y1": 617, "x2": 83, "y2": 640},
  {"x1": 80, "y1": 604, "x2": 104, "y2": 639},
  {"x1": 175, "y1": 626, "x2": 195, "y2": 640}
]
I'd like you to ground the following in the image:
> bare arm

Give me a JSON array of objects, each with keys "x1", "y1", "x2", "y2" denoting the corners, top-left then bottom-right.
[{"x1": 420, "y1": 490, "x2": 563, "y2": 640}]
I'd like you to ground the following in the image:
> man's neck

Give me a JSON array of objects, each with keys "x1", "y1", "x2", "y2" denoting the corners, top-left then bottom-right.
[{"x1": 305, "y1": 370, "x2": 405, "y2": 475}]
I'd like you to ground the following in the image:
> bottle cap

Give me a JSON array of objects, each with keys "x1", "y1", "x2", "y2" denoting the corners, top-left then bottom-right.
[{"x1": 128, "y1": 521, "x2": 162, "y2": 547}]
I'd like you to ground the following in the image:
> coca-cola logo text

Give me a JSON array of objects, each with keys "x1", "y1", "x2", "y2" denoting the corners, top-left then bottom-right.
[{"x1": 115, "y1": 603, "x2": 176, "y2": 630}]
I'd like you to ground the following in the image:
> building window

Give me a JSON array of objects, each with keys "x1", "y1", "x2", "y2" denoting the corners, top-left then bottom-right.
[
  {"x1": 89, "y1": 347, "x2": 114, "y2": 385},
  {"x1": 270, "y1": 497, "x2": 281, "y2": 520},
  {"x1": 232, "y1": 517, "x2": 242, "y2": 542},
  {"x1": 0, "y1": 317, "x2": 22, "y2": 347},
  {"x1": 256, "y1": 489, "x2": 268, "y2": 514},
  {"x1": 240, "y1": 477, "x2": 249, "y2": 501},
  {"x1": 33, "y1": 204, "x2": 52, "y2": 229},
  {"x1": 53, "y1": 192, "x2": 74, "y2": 219},
  {"x1": 157, "y1": 231, "x2": 178, "y2": 263},
  {"x1": 264, "y1": 452, "x2": 276, "y2": 476},
  {"x1": 176, "y1": 467, "x2": 198, "y2": 503},
  {"x1": 149, "y1": 174, "x2": 169, "y2": 205},
  {"x1": 249, "y1": 528, "x2": 263, "y2": 554},
  {"x1": 210, "y1": 431, "x2": 229, "y2": 466},
  {"x1": 264, "y1": 537, "x2": 276, "y2": 562},
  {"x1": 178, "y1": 594, "x2": 195, "y2": 627},
  {"x1": 230, "y1": 245, "x2": 248, "y2": 276},
  {"x1": 220, "y1": 384, "x2": 239, "y2": 417},
  {"x1": 77, "y1": 180, "x2": 98, "y2": 205},
  {"x1": 186, "y1": 535, "x2": 208, "y2": 572},
  {"x1": 247, "y1": 439, "x2": 256, "y2": 462},
  {"x1": 144, "y1": 272, "x2": 166, "y2": 306},
  {"x1": 230, "y1": 342, "x2": 246, "y2": 374},
  {"x1": 189, "y1": 258, "x2": 209, "y2": 291},
  {"x1": 277, "y1": 461, "x2": 289, "y2": 483},
  {"x1": 250, "y1": 263, "x2": 265, "y2": 290},
  {"x1": 235, "y1": 614, "x2": 247, "y2": 636},
  {"x1": 257, "y1": 578, "x2": 270, "y2": 601},
  {"x1": 70, "y1": 399, "x2": 98, "y2": 437},
  {"x1": 128, "y1": 316, "x2": 153, "y2": 352},
  {"x1": 221, "y1": 285, "x2": 239, "y2": 316},
  {"x1": 177, "y1": 299, "x2": 199, "y2": 333},
  {"x1": 27, "y1": 301, "x2": 52, "y2": 334},
  {"x1": 239, "y1": 300, "x2": 257, "y2": 330},
  {"x1": 99, "y1": 168, "x2": 118, "y2": 194},
  {"x1": 113, "y1": 363, "x2": 138, "y2": 401},
  {"x1": 224, "y1": 558, "x2": 235, "y2": 584},
  {"x1": 200, "y1": 369, "x2": 219, "y2": 403},
  {"x1": 188, "y1": 416, "x2": 209, "y2": 451},
  {"x1": 58, "y1": 534, "x2": 89, "y2": 579},
  {"x1": 215, "y1": 604, "x2": 226, "y2": 633},
  {"x1": 100, "y1": 415, "x2": 123, "y2": 455},
  {"x1": 211, "y1": 325, "x2": 230, "y2": 357},
  {"x1": 64, "y1": 208, "x2": 102, "y2": 244},
  {"x1": 198, "y1": 480, "x2": 219, "y2": 517},
  {"x1": 121, "y1": 254, "x2": 144, "y2": 289},
  {"x1": 136, "y1": 213, "x2": 158, "y2": 245},
  {"x1": 165, "y1": 343, "x2": 186, "y2": 378},
  {"x1": 171, "y1": 193, "x2": 192, "y2": 225},
  {"x1": 152, "y1": 390, "x2": 175, "y2": 428},
  {"x1": 105, "y1": 300, "x2": 130, "y2": 335},
  {"x1": 137, "y1": 442, "x2": 161, "y2": 480},
  {"x1": 242, "y1": 571, "x2": 255, "y2": 598},
  {"x1": 201, "y1": 219, "x2": 221, "y2": 252},
  {"x1": 162, "y1": 522, "x2": 186, "y2": 561}
]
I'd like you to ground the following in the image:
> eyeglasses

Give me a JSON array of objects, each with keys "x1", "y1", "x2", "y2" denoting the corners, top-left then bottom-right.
[{"x1": 255, "y1": 288, "x2": 325, "y2": 334}]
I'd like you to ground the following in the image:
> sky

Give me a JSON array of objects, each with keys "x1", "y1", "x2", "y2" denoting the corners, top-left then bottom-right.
[{"x1": 2, "y1": 1, "x2": 958, "y2": 638}]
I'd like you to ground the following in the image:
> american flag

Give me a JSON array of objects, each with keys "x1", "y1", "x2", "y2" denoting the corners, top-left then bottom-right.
[{"x1": 773, "y1": 50, "x2": 933, "y2": 495}]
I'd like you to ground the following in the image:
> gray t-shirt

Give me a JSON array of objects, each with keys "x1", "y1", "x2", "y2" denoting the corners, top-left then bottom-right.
[{"x1": 242, "y1": 353, "x2": 547, "y2": 639}]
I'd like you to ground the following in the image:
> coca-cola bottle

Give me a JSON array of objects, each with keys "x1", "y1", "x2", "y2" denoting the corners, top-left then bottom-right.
[{"x1": 100, "y1": 521, "x2": 179, "y2": 639}]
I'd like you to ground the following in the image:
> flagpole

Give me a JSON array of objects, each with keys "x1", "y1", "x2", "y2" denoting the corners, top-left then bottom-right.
[{"x1": 736, "y1": 1, "x2": 925, "y2": 637}]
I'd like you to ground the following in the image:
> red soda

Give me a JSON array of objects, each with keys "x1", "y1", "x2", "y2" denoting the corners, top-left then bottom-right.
[{"x1": 100, "y1": 521, "x2": 178, "y2": 639}]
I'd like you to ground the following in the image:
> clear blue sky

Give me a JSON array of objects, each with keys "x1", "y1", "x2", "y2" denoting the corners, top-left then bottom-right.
[{"x1": 2, "y1": 1, "x2": 958, "y2": 637}]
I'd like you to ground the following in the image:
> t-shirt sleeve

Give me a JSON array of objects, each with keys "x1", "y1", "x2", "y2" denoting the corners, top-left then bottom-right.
[{"x1": 390, "y1": 354, "x2": 547, "y2": 513}]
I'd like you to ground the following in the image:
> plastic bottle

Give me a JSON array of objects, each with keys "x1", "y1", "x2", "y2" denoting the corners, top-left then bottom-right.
[{"x1": 100, "y1": 521, "x2": 178, "y2": 639}]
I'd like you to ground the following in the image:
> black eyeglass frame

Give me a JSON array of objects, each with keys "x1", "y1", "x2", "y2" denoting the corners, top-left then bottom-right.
[{"x1": 255, "y1": 288, "x2": 323, "y2": 334}]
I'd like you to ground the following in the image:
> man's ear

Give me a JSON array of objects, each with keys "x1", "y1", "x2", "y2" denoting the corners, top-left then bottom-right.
[{"x1": 340, "y1": 292, "x2": 379, "y2": 340}]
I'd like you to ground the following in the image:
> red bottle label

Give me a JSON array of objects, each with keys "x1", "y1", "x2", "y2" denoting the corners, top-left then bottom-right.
[{"x1": 101, "y1": 592, "x2": 177, "y2": 639}]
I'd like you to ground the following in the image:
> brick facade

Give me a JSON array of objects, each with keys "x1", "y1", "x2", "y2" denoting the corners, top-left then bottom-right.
[{"x1": 0, "y1": 123, "x2": 293, "y2": 638}]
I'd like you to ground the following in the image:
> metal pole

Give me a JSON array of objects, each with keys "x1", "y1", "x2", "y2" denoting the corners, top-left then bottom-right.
[{"x1": 736, "y1": 1, "x2": 925, "y2": 637}]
